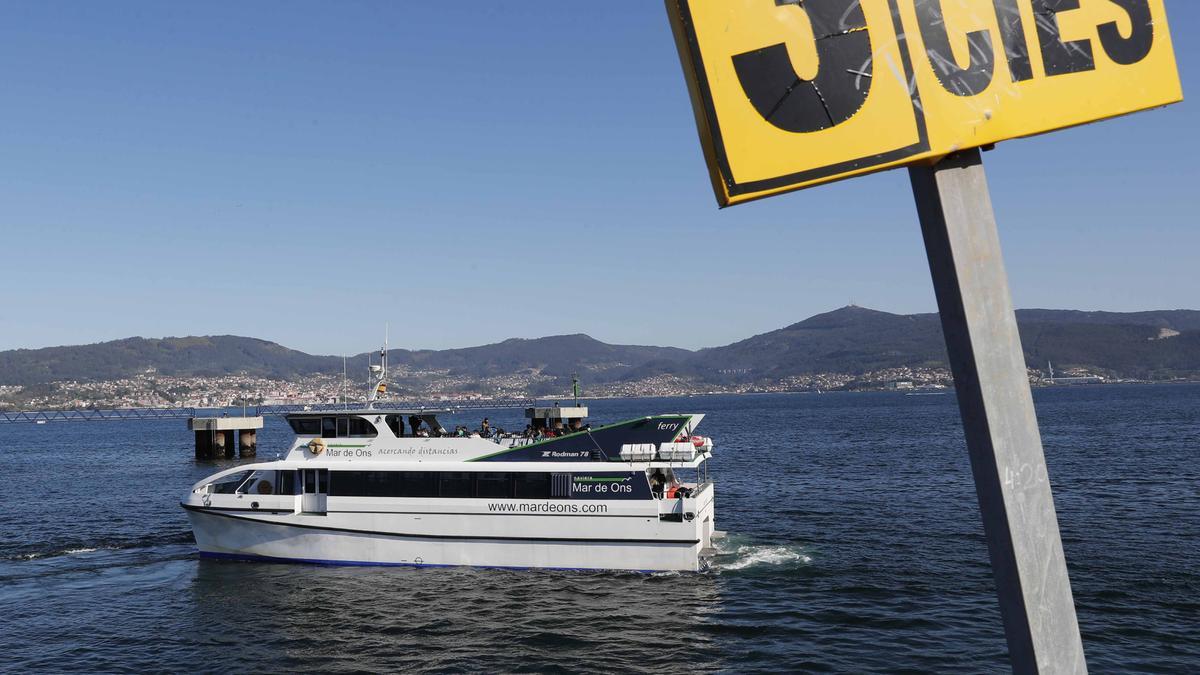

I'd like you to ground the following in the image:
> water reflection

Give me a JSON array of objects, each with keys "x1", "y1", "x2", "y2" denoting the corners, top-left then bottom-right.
[{"x1": 189, "y1": 560, "x2": 725, "y2": 672}]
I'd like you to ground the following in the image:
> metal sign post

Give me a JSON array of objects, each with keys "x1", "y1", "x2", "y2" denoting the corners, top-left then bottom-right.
[
  {"x1": 664, "y1": 1, "x2": 1183, "y2": 671},
  {"x1": 910, "y1": 149, "x2": 1085, "y2": 673}
]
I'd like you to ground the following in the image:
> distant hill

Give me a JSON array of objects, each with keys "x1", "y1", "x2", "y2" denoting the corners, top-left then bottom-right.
[
  {"x1": 1015, "y1": 319, "x2": 1200, "y2": 379},
  {"x1": 626, "y1": 306, "x2": 1200, "y2": 383},
  {"x1": 0, "y1": 336, "x2": 343, "y2": 386},
  {"x1": 1013, "y1": 309, "x2": 1200, "y2": 332},
  {"x1": 384, "y1": 334, "x2": 691, "y2": 379},
  {"x1": 0, "y1": 333, "x2": 691, "y2": 387},
  {"x1": 0, "y1": 306, "x2": 1197, "y2": 386},
  {"x1": 691, "y1": 306, "x2": 948, "y2": 379}
]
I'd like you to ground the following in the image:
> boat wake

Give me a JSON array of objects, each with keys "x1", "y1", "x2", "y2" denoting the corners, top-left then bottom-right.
[
  {"x1": 708, "y1": 535, "x2": 812, "y2": 573},
  {"x1": 4, "y1": 531, "x2": 194, "y2": 562}
]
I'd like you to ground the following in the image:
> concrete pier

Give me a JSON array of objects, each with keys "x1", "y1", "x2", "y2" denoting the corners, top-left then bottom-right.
[
  {"x1": 239, "y1": 429, "x2": 257, "y2": 457},
  {"x1": 188, "y1": 416, "x2": 264, "y2": 460}
]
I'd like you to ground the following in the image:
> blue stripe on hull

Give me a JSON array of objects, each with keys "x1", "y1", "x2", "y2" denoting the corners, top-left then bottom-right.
[{"x1": 197, "y1": 549, "x2": 658, "y2": 573}]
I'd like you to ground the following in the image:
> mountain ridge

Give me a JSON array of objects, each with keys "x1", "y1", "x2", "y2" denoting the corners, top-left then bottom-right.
[{"x1": 1, "y1": 306, "x2": 1198, "y2": 387}]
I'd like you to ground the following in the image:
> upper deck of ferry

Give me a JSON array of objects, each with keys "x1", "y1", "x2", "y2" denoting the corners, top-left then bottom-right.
[{"x1": 279, "y1": 404, "x2": 713, "y2": 467}]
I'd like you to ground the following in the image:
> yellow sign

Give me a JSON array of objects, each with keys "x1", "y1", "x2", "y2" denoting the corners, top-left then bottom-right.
[{"x1": 666, "y1": 0, "x2": 1183, "y2": 206}]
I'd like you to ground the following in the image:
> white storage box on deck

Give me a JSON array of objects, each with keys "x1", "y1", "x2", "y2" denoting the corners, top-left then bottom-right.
[
  {"x1": 619, "y1": 443, "x2": 657, "y2": 461},
  {"x1": 657, "y1": 442, "x2": 697, "y2": 461}
]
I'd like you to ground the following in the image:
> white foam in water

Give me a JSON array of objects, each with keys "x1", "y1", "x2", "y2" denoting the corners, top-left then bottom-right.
[
  {"x1": 16, "y1": 547, "x2": 102, "y2": 561},
  {"x1": 63, "y1": 548, "x2": 99, "y2": 555},
  {"x1": 712, "y1": 537, "x2": 812, "y2": 571},
  {"x1": 723, "y1": 545, "x2": 811, "y2": 570}
]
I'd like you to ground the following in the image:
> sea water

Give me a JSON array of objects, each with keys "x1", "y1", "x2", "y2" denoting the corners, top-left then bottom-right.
[{"x1": 1, "y1": 386, "x2": 1197, "y2": 671}]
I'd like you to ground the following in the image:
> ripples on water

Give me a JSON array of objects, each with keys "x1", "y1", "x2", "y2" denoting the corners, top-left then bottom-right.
[{"x1": 1, "y1": 386, "x2": 1197, "y2": 671}]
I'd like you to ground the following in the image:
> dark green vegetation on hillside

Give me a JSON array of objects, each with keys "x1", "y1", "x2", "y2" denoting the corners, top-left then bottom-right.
[
  {"x1": 1, "y1": 307, "x2": 1197, "y2": 386},
  {"x1": 646, "y1": 307, "x2": 1200, "y2": 383},
  {"x1": 0, "y1": 336, "x2": 342, "y2": 385}
]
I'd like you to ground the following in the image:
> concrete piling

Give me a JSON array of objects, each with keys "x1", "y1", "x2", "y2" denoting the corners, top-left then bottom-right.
[
  {"x1": 188, "y1": 415, "x2": 265, "y2": 461},
  {"x1": 239, "y1": 429, "x2": 257, "y2": 457},
  {"x1": 194, "y1": 430, "x2": 213, "y2": 460}
]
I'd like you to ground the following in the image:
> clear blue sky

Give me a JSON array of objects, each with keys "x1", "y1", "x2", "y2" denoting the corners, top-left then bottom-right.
[{"x1": 0, "y1": 2, "x2": 1195, "y2": 354}]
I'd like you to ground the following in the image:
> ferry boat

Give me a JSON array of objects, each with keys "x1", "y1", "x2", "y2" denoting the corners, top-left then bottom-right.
[{"x1": 181, "y1": 364, "x2": 717, "y2": 572}]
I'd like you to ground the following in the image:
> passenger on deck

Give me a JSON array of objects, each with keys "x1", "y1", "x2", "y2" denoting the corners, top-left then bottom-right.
[
  {"x1": 480, "y1": 418, "x2": 490, "y2": 437},
  {"x1": 649, "y1": 470, "x2": 666, "y2": 498},
  {"x1": 409, "y1": 415, "x2": 423, "y2": 437}
]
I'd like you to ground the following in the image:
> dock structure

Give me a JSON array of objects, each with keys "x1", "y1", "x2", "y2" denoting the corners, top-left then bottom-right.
[
  {"x1": 188, "y1": 415, "x2": 264, "y2": 460},
  {"x1": 0, "y1": 399, "x2": 537, "y2": 461}
]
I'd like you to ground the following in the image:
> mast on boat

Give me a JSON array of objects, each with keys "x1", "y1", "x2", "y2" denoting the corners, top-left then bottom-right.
[{"x1": 367, "y1": 324, "x2": 388, "y2": 409}]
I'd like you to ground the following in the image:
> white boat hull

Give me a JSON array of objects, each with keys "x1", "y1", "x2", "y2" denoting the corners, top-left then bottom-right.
[
  {"x1": 186, "y1": 491, "x2": 715, "y2": 572},
  {"x1": 187, "y1": 512, "x2": 707, "y2": 572}
]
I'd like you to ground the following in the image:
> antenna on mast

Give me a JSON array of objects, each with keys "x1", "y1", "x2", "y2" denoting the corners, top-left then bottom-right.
[{"x1": 572, "y1": 373, "x2": 580, "y2": 407}]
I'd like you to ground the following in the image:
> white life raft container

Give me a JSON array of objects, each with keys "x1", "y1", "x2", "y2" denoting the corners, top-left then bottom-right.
[
  {"x1": 657, "y1": 442, "x2": 697, "y2": 461},
  {"x1": 619, "y1": 443, "x2": 656, "y2": 461}
]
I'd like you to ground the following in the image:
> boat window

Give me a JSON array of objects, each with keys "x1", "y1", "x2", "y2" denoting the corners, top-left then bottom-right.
[
  {"x1": 211, "y1": 470, "x2": 252, "y2": 494},
  {"x1": 317, "y1": 470, "x2": 328, "y2": 493},
  {"x1": 336, "y1": 417, "x2": 349, "y2": 437},
  {"x1": 439, "y1": 472, "x2": 472, "y2": 498},
  {"x1": 330, "y1": 471, "x2": 436, "y2": 498},
  {"x1": 288, "y1": 417, "x2": 321, "y2": 435},
  {"x1": 324, "y1": 471, "x2": 592, "y2": 499},
  {"x1": 321, "y1": 417, "x2": 337, "y2": 439},
  {"x1": 331, "y1": 471, "x2": 363, "y2": 496},
  {"x1": 421, "y1": 415, "x2": 446, "y2": 436},
  {"x1": 332, "y1": 471, "x2": 379, "y2": 497},
  {"x1": 513, "y1": 472, "x2": 552, "y2": 499},
  {"x1": 372, "y1": 472, "x2": 397, "y2": 497},
  {"x1": 384, "y1": 415, "x2": 403, "y2": 437},
  {"x1": 237, "y1": 470, "x2": 278, "y2": 495},
  {"x1": 400, "y1": 472, "x2": 438, "y2": 498},
  {"x1": 276, "y1": 470, "x2": 297, "y2": 496},
  {"x1": 304, "y1": 470, "x2": 317, "y2": 493},
  {"x1": 475, "y1": 473, "x2": 512, "y2": 498},
  {"x1": 348, "y1": 417, "x2": 377, "y2": 437}
]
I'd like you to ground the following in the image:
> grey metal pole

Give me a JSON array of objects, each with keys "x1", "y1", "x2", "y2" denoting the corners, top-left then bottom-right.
[{"x1": 908, "y1": 149, "x2": 1086, "y2": 674}]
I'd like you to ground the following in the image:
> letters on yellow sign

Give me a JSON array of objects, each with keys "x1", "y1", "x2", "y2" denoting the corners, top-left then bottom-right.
[{"x1": 665, "y1": 0, "x2": 1183, "y2": 206}]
